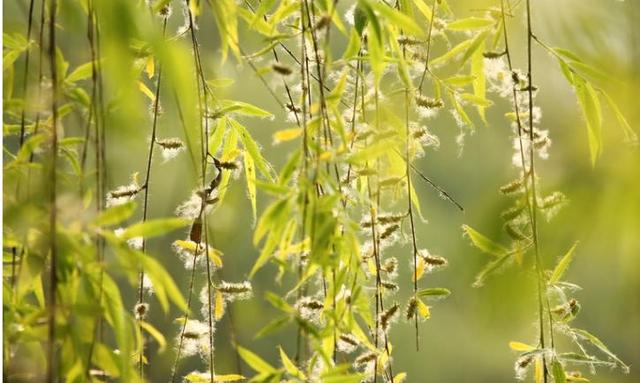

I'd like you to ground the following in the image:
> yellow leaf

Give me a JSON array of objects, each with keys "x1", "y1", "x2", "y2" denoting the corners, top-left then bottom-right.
[
  {"x1": 174, "y1": 239, "x2": 198, "y2": 252},
  {"x1": 208, "y1": 248, "x2": 224, "y2": 268},
  {"x1": 188, "y1": 0, "x2": 200, "y2": 17},
  {"x1": 215, "y1": 290, "x2": 225, "y2": 320},
  {"x1": 272, "y1": 128, "x2": 302, "y2": 144},
  {"x1": 416, "y1": 299, "x2": 430, "y2": 319},
  {"x1": 222, "y1": 148, "x2": 241, "y2": 162},
  {"x1": 534, "y1": 357, "x2": 543, "y2": 383},
  {"x1": 509, "y1": 341, "x2": 535, "y2": 352},
  {"x1": 145, "y1": 56, "x2": 155, "y2": 79},
  {"x1": 243, "y1": 151, "x2": 257, "y2": 222},
  {"x1": 173, "y1": 240, "x2": 224, "y2": 267},
  {"x1": 214, "y1": 374, "x2": 245, "y2": 382},
  {"x1": 393, "y1": 372, "x2": 407, "y2": 383},
  {"x1": 414, "y1": 256, "x2": 426, "y2": 282},
  {"x1": 319, "y1": 151, "x2": 333, "y2": 161},
  {"x1": 279, "y1": 346, "x2": 305, "y2": 379},
  {"x1": 139, "y1": 321, "x2": 166, "y2": 352},
  {"x1": 138, "y1": 81, "x2": 155, "y2": 101}
]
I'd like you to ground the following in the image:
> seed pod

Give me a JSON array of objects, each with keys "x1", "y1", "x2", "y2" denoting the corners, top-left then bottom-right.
[
  {"x1": 218, "y1": 161, "x2": 238, "y2": 170},
  {"x1": 134, "y1": 303, "x2": 149, "y2": 320},
  {"x1": 272, "y1": 62, "x2": 293, "y2": 76},
  {"x1": 504, "y1": 222, "x2": 527, "y2": 241},
  {"x1": 569, "y1": 298, "x2": 581, "y2": 317},
  {"x1": 158, "y1": 4, "x2": 172, "y2": 18},
  {"x1": 413, "y1": 128, "x2": 428, "y2": 139},
  {"x1": 378, "y1": 214, "x2": 405, "y2": 225},
  {"x1": 415, "y1": 94, "x2": 444, "y2": 109},
  {"x1": 381, "y1": 257, "x2": 398, "y2": 274},
  {"x1": 355, "y1": 351, "x2": 377, "y2": 366},
  {"x1": 315, "y1": 14, "x2": 331, "y2": 30},
  {"x1": 398, "y1": 36, "x2": 422, "y2": 46},
  {"x1": 499, "y1": 179, "x2": 523, "y2": 195},
  {"x1": 538, "y1": 192, "x2": 566, "y2": 209},
  {"x1": 379, "y1": 303, "x2": 399, "y2": 331},
  {"x1": 286, "y1": 103, "x2": 302, "y2": 113},
  {"x1": 156, "y1": 137, "x2": 183, "y2": 150},
  {"x1": 190, "y1": 218, "x2": 202, "y2": 243},
  {"x1": 519, "y1": 85, "x2": 538, "y2": 92},
  {"x1": 483, "y1": 51, "x2": 506, "y2": 59},
  {"x1": 380, "y1": 224, "x2": 400, "y2": 240},
  {"x1": 517, "y1": 354, "x2": 533, "y2": 369},
  {"x1": 423, "y1": 254, "x2": 447, "y2": 266},
  {"x1": 381, "y1": 281, "x2": 398, "y2": 291},
  {"x1": 108, "y1": 186, "x2": 139, "y2": 200},
  {"x1": 533, "y1": 136, "x2": 550, "y2": 150},
  {"x1": 405, "y1": 297, "x2": 418, "y2": 320},
  {"x1": 216, "y1": 281, "x2": 252, "y2": 295},
  {"x1": 299, "y1": 299, "x2": 324, "y2": 310},
  {"x1": 338, "y1": 333, "x2": 359, "y2": 347},
  {"x1": 501, "y1": 206, "x2": 525, "y2": 221},
  {"x1": 183, "y1": 331, "x2": 201, "y2": 340}
]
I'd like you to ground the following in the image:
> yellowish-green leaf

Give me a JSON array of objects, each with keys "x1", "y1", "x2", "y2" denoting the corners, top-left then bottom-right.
[
  {"x1": 139, "y1": 321, "x2": 166, "y2": 352},
  {"x1": 552, "y1": 359, "x2": 567, "y2": 383},
  {"x1": 145, "y1": 56, "x2": 155, "y2": 79},
  {"x1": 273, "y1": 128, "x2": 302, "y2": 144},
  {"x1": 244, "y1": 150, "x2": 257, "y2": 222},
  {"x1": 574, "y1": 77, "x2": 602, "y2": 166},
  {"x1": 237, "y1": 346, "x2": 276, "y2": 374},
  {"x1": 229, "y1": 119, "x2": 273, "y2": 181},
  {"x1": 509, "y1": 341, "x2": 535, "y2": 352},
  {"x1": 215, "y1": 290, "x2": 225, "y2": 320},
  {"x1": 120, "y1": 218, "x2": 189, "y2": 240},
  {"x1": 138, "y1": 81, "x2": 155, "y2": 101},
  {"x1": 416, "y1": 298, "x2": 430, "y2": 319},
  {"x1": 370, "y1": 1, "x2": 424, "y2": 37},
  {"x1": 549, "y1": 242, "x2": 579, "y2": 284},
  {"x1": 462, "y1": 225, "x2": 507, "y2": 256},
  {"x1": 601, "y1": 91, "x2": 638, "y2": 145},
  {"x1": 94, "y1": 201, "x2": 136, "y2": 226},
  {"x1": 471, "y1": 48, "x2": 487, "y2": 123},
  {"x1": 447, "y1": 17, "x2": 494, "y2": 31},
  {"x1": 279, "y1": 346, "x2": 305, "y2": 379}
]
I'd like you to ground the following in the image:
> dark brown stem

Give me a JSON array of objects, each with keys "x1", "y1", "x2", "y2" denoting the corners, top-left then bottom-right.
[
  {"x1": 418, "y1": 0, "x2": 438, "y2": 92},
  {"x1": 46, "y1": 0, "x2": 59, "y2": 381},
  {"x1": 137, "y1": 16, "x2": 168, "y2": 378}
]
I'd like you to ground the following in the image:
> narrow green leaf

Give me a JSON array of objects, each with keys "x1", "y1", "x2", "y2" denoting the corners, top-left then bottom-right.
[
  {"x1": 549, "y1": 242, "x2": 579, "y2": 284},
  {"x1": 601, "y1": 91, "x2": 638, "y2": 145},
  {"x1": 244, "y1": 150, "x2": 257, "y2": 223},
  {"x1": 120, "y1": 218, "x2": 190, "y2": 240},
  {"x1": 473, "y1": 252, "x2": 512, "y2": 288},
  {"x1": 265, "y1": 291, "x2": 293, "y2": 313},
  {"x1": 279, "y1": 346, "x2": 305, "y2": 379},
  {"x1": 237, "y1": 346, "x2": 276, "y2": 374},
  {"x1": 574, "y1": 77, "x2": 602, "y2": 166},
  {"x1": 229, "y1": 119, "x2": 274, "y2": 181},
  {"x1": 446, "y1": 17, "x2": 494, "y2": 31},
  {"x1": 571, "y1": 328, "x2": 629, "y2": 372},
  {"x1": 370, "y1": 1, "x2": 424, "y2": 36},
  {"x1": 254, "y1": 316, "x2": 290, "y2": 339},
  {"x1": 139, "y1": 321, "x2": 167, "y2": 352},
  {"x1": 94, "y1": 201, "x2": 137, "y2": 226},
  {"x1": 417, "y1": 287, "x2": 451, "y2": 298},
  {"x1": 551, "y1": 359, "x2": 567, "y2": 383},
  {"x1": 462, "y1": 225, "x2": 508, "y2": 256}
]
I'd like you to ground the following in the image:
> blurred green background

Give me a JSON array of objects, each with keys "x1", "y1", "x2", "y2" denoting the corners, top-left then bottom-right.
[{"x1": 4, "y1": 0, "x2": 639, "y2": 381}]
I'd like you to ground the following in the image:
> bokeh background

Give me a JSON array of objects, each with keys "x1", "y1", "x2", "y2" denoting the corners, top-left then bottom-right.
[{"x1": 4, "y1": 0, "x2": 639, "y2": 381}]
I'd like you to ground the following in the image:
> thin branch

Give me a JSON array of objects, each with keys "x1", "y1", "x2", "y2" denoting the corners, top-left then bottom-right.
[{"x1": 46, "y1": 0, "x2": 59, "y2": 381}]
